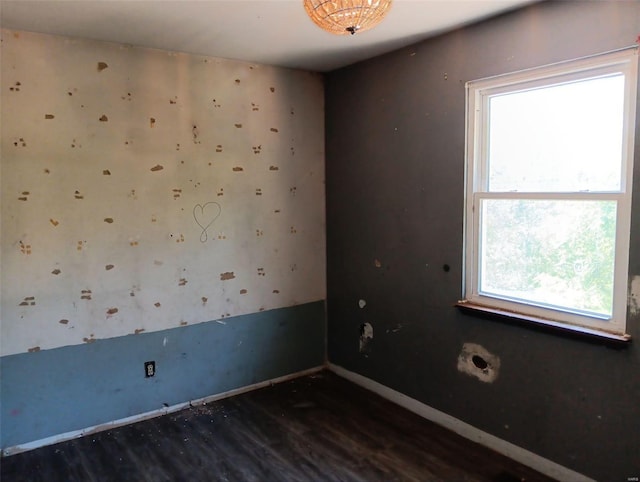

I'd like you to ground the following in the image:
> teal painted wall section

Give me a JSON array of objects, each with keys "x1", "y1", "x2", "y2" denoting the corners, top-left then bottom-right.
[{"x1": 0, "y1": 301, "x2": 325, "y2": 450}]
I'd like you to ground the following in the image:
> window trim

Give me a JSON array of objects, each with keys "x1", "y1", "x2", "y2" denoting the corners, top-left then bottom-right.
[{"x1": 462, "y1": 47, "x2": 638, "y2": 338}]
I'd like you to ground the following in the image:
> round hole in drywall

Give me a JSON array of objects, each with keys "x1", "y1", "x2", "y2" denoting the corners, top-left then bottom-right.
[{"x1": 472, "y1": 355, "x2": 488, "y2": 370}]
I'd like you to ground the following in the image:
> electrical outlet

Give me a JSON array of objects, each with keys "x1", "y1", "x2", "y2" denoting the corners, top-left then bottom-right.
[{"x1": 144, "y1": 361, "x2": 155, "y2": 378}]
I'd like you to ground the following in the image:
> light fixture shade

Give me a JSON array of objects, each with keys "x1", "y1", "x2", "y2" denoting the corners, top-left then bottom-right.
[{"x1": 303, "y1": 0, "x2": 393, "y2": 35}]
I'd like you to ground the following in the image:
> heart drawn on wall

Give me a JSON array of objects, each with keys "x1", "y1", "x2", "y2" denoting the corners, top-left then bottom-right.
[{"x1": 193, "y1": 202, "x2": 222, "y2": 242}]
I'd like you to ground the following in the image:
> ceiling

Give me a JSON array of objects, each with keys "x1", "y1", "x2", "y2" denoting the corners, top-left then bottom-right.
[{"x1": 0, "y1": 0, "x2": 536, "y2": 72}]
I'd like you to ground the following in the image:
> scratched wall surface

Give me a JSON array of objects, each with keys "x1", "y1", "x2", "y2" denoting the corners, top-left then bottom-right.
[{"x1": 1, "y1": 30, "x2": 326, "y2": 357}]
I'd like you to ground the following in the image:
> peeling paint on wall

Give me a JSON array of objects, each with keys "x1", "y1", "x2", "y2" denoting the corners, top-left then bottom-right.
[
  {"x1": 0, "y1": 29, "x2": 326, "y2": 356},
  {"x1": 457, "y1": 343, "x2": 500, "y2": 383},
  {"x1": 359, "y1": 322, "x2": 373, "y2": 354},
  {"x1": 386, "y1": 323, "x2": 403, "y2": 334},
  {"x1": 628, "y1": 275, "x2": 640, "y2": 315}
]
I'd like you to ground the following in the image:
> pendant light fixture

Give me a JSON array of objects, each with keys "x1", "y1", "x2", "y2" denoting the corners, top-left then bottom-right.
[{"x1": 303, "y1": 0, "x2": 393, "y2": 36}]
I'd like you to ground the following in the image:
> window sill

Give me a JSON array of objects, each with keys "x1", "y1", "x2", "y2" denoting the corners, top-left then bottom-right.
[{"x1": 455, "y1": 300, "x2": 631, "y2": 345}]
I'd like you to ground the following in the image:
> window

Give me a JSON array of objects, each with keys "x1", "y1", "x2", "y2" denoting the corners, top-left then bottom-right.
[{"x1": 462, "y1": 48, "x2": 637, "y2": 339}]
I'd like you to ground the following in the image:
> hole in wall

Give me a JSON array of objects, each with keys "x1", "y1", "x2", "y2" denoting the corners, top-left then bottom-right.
[
  {"x1": 472, "y1": 355, "x2": 488, "y2": 370},
  {"x1": 457, "y1": 343, "x2": 500, "y2": 383}
]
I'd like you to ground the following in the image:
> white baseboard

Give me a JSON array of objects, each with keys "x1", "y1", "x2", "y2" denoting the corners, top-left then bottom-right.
[
  {"x1": 328, "y1": 363, "x2": 594, "y2": 482},
  {"x1": 1, "y1": 365, "x2": 325, "y2": 457}
]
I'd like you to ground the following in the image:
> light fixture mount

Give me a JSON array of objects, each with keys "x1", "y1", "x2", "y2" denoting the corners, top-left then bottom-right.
[{"x1": 303, "y1": 0, "x2": 393, "y2": 36}]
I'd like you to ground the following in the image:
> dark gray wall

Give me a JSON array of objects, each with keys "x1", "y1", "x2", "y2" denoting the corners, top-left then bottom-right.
[{"x1": 325, "y1": 2, "x2": 640, "y2": 480}]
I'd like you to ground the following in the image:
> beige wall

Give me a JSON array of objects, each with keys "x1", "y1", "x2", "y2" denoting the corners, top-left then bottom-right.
[{"x1": 1, "y1": 30, "x2": 326, "y2": 356}]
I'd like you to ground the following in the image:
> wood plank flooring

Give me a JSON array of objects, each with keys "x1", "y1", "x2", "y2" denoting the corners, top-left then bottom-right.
[{"x1": 1, "y1": 371, "x2": 555, "y2": 481}]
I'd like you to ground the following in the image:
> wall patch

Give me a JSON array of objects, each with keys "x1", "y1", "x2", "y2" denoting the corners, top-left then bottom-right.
[
  {"x1": 629, "y1": 275, "x2": 640, "y2": 315},
  {"x1": 457, "y1": 343, "x2": 500, "y2": 383},
  {"x1": 359, "y1": 322, "x2": 373, "y2": 354}
]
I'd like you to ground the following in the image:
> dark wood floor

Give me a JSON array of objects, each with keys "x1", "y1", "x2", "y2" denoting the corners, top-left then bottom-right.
[{"x1": 1, "y1": 371, "x2": 555, "y2": 481}]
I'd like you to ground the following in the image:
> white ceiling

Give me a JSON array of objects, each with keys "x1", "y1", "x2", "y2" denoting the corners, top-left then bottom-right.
[{"x1": 0, "y1": 0, "x2": 536, "y2": 72}]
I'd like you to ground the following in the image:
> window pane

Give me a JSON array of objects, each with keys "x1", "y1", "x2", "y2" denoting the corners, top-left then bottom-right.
[
  {"x1": 479, "y1": 199, "x2": 616, "y2": 317},
  {"x1": 488, "y1": 75, "x2": 625, "y2": 192}
]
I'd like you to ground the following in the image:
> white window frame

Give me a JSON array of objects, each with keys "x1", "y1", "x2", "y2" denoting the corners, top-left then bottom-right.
[{"x1": 463, "y1": 47, "x2": 637, "y2": 338}]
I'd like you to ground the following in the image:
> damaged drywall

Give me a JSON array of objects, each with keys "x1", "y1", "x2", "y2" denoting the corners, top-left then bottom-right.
[
  {"x1": 628, "y1": 275, "x2": 640, "y2": 315},
  {"x1": 457, "y1": 343, "x2": 500, "y2": 383},
  {"x1": 0, "y1": 29, "x2": 326, "y2": 356},
  {"x1": 359, "y1": 322, "x2": 373, "y2": 353}
]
